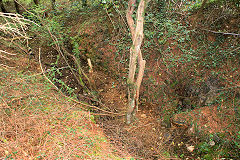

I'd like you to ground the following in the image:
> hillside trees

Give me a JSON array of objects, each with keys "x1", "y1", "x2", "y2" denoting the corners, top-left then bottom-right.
[{"x1": 126, "y1": 0, "x2": 149, "y2": 124}]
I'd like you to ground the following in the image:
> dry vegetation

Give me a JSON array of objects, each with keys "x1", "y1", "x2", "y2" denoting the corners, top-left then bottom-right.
[{"x1": 0, "y1": 50, "x2": 130, "y2": 159}]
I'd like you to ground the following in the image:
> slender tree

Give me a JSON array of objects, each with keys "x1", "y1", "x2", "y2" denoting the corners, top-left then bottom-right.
[
  {"x1": 14, "y1": 0, "x2": 20, "y2": 14},
  {"x1": 0, "y1": 0, "x2": 7, "y2": 13},
  {"x1": 126, "y1": 0, "x2": 149, "y2": 124},
  {"x1": 33, "y1": 0, "x2": 39, "y2": 5},
  {"x1": 51, "y1": 0, "x2": 56, "y2": 10}
]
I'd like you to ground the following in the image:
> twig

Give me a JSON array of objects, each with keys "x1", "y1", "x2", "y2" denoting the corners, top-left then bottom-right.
[
  {"x1": 0, "y1": 49, "x2": 17, "y2": 55},
  {"x1": 0, "y1": 8, "x2": 40, "y2": 27},
  {"x1": 0, "y1": 12, "x2": 33, "y2": 39},
  {"x1": 47, "y1": 29, "x2": 91, "y2": 93},
  {"x1": 62, "y1": 47, "x2": 91, "y2": 86},
  {"x1": 229, "y1": 46, "x2": 240, "y2": 53},
  {"x1": 202, "y1": 29, "x2": 240, "y2": 37},
  {"x1": 0, "y1": 54, "x2": 12, "y2": 60},
  {"x1": 65, "y1": 94, "x2": 125, "y2": 116},
  {"x1": 38, "y1": 48, "x2": 59, "y2": 91},
  {"x1": 0, "y1": 64, "x2": 15, "y2": 69},
  {"x1": 105, "y1": 7, "x2": 116, "y2": 31}
]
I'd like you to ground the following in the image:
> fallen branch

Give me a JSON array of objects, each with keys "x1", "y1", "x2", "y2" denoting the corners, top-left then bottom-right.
[
  {"x1": 0, "y1": 63, "x2": 15, "y2": 69},
  {"x1": 0, "y1": 49, "x2": 17, "y2": 55},
  {"x1": 202, "y1": 29, "x2": 240, "y2": 37}
]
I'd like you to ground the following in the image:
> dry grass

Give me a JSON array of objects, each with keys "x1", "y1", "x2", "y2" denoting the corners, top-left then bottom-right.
[{"x1": 0, "y1": 66, "x2": 129, "y2": 159}]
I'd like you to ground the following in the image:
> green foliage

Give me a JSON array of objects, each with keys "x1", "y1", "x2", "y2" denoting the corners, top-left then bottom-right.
[
  {"x1": 47, "y1": 66, "x2": 75, "y2": 96},
  {"x1": 109, "y1": 1, "x2": 239, "y2": 158},
  {"x1": 3, "y1": 0, "x2": 32, "y2": 4},
  {"x1": 23, "y1": 3, "x2": 76, "y2": 46},
  {"x1": 195, "y1": 133, "x2": 240, "y2": 159},
  {"x1": 70, "y1": 36, "x2": 83, "y2": 55},
  {"x1": 182, "y1": 0, "x2": 240, "y2": 12}
]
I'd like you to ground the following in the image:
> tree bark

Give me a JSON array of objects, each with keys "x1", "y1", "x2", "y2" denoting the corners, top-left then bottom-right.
[
  {"x1": 0, "y1": 0, "x2": 7, "y2": 13},
  {"x1": 126, "y1": 0, "x2": 136, "y2": 38},
  {"x1": 126, "y1": 0, "x2": 149, "y2": 124},
  {"x1": 51, "y1": 0, "x2": 56, "y2": 10},
  {"x1": 33, "y1": 0, "x2": 39, "y2": 5},
  {"x1": 14, "y1": 0, "x2": 20, "y2": 14}
]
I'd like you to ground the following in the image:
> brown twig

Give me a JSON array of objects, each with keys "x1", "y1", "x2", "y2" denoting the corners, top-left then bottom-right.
[
  {"x1": 0, "y1": 63, "x2": 15, "y2": 69},
  {"x1": 202, "y1": 29, "x2": 240, "y2": 37},
  {"x1": 0, "y1": 49, "x2": 17, "y2": 55},
  {"x1": 38, "y1": 48, "x2": 59, "y2": 91}
]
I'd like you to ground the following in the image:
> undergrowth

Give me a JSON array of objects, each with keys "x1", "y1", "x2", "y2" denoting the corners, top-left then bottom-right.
[{"x1": 0, "y1": 66, "x2": 126, "y2": 159}]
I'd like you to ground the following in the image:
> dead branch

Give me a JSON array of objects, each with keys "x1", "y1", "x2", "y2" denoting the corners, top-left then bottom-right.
[
  {"x1": 38, "y1": 47, "x2": 59, "y2": 91},
  {"x1": 0, "y1": 12, "x2": 32, "y2": 39},
  {"x1": 0, "y1": 63, "x2": 15, "y2": 69},
  {"x1": 0, "y1": 49, "x2": 17, "y2": 55},
  {"x1": 202, "y1": 28, "x2": 240, "y2": 37}
]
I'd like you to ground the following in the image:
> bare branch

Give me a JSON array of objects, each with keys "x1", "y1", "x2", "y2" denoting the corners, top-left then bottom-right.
[
  {"x1": 0, "y1": 50, "x2": 17, "y2": 55},
  {"x1": 0, "y1": 64, "x2": 15, "y2": 69},
  {"x1": 202, "y1": 29, "x2": 240, "y2": 37}
]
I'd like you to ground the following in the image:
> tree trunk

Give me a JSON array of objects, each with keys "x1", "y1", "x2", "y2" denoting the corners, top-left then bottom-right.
[
  {"x1": 197, "y1": 0, "x2": 208, "y2": 16},
  {"x1": 126, "y1": 0, "x2": 149, "y2": 124},
  {"x1": 82, "y1": 0, "x2": 87, "y2": 8},
  {"x1": 0, "y1": 0, "x2": 7, "y2": 13},
  {"x1": 51, "y1": 0, "x2": 56, "y2": 10},
  {"x1": 14, "y1": 0, "x2": 20, "y2": 14},
  {"x1": 33, "y1": 0, "x2": 39, "y2": 5}
]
